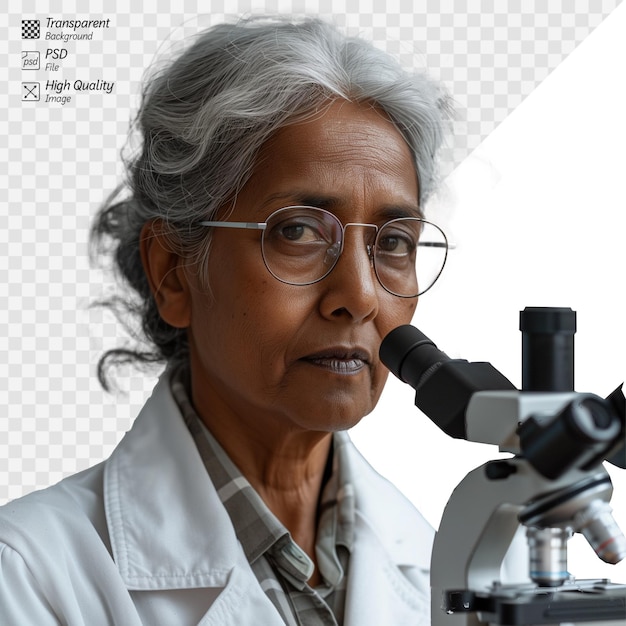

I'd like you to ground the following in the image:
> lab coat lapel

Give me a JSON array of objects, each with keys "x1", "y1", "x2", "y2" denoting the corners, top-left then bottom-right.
[
  {"x1": 340, "y1": 434, "x2": 433, "y2": 626},
  {"x1": 104, "y1": 372, "x2": 241, "y2": 590},
  {"x1": 343, "y1": 512, "x2": 431, "y2": 626},
  {"x1": 196, "y1": 565, "x2": 287, "y2": 626},
  {"x1": 104, "y1": 372, "x2": 289, "y2": 624}
]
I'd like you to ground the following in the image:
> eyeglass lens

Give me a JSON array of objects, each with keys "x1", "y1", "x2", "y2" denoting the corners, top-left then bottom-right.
[{"x1": 260, "y1": 207, "x2": 447, "y2": 297}]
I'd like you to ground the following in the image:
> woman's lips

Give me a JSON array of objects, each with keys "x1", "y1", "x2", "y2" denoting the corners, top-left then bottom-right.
[{"x1": 301, "y1": 350, "x2": 370, "y2": 374}]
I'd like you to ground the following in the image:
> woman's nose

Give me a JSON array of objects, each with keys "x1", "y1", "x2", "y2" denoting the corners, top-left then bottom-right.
[{"x1": 319, "y1": 226, "x2": 379, "y2": 323}]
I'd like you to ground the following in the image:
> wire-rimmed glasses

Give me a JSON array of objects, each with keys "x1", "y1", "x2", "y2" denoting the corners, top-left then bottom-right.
[{"x1": 200, "y1": 206, "x2": 449, "y2": 297}]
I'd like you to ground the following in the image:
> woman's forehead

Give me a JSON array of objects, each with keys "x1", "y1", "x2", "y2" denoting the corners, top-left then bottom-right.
[{"x1": 247, "y1": 101, "x2": 418, "y2": 199}]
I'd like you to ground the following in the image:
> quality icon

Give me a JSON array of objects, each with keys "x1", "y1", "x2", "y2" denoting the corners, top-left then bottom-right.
[{"x1": 22, "y1": 82, "x2": 40, "y2": 101}]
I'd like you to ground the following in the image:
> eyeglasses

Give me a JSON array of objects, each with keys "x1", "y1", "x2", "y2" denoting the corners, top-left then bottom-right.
[{"x1": 200, "y1": 206, "x2": 449, "y2": 297}]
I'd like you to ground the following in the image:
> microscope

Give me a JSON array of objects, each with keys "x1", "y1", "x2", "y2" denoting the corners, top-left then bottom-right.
[{"x1": 380, "y1": 307, "x2": 626, "y2": 625}]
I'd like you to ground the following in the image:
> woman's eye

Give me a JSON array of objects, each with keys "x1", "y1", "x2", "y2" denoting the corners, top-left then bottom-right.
[
  {"x1": 276, "y1": 221, "x2": 323, "y2": 242},
  {"x1": 378, "y1": 235, "x2": 413, "y2": 254},
  {"x1": 281, "y1": 224, "x2": 306, "y2": 240}
]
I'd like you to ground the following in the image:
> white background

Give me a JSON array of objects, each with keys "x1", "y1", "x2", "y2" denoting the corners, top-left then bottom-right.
[{"x1": 354, "y1": 3, "x2": 626, "y2": 581}]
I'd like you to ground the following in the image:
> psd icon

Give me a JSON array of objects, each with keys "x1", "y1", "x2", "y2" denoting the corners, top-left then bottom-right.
[
  {"x1": 22, "y1": 19, "x2": 40, "y2": 39},
  {"x1": 22, "y1": 51, "x2": 40, "y2": 70}
]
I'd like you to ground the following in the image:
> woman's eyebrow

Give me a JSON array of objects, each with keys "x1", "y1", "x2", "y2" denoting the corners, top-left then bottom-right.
[
  {"x1": 261, "y1": 192, "x2": 422, "y2": 218},
  {"x1": 376, "y1": 204, "x2": 423, "y2": 220},
  {"x1": 261, "y1": 191, "x2": 341, "y2": 210}
]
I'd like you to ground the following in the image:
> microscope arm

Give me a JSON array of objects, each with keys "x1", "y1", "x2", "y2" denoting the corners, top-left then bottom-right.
[{"x1": 430, "y1": 459, "x2": 609, "y2": 626}]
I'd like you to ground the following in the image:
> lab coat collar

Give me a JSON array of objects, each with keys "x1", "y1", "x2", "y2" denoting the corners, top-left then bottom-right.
[
  {"x1": 104, "y1": 370, "x2": 244, "y2": 591},
  {"x1": 103, "y1": 369, "x2": 433, "y2": 626}
]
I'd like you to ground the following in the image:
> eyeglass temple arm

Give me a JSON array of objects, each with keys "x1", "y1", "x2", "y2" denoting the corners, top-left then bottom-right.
[
  {"x1": 419, "y1": 241, "x2": 456, "y2": 249},
  {"x1": 199, "y1": 220, "x2": 267, "y2": 231}
]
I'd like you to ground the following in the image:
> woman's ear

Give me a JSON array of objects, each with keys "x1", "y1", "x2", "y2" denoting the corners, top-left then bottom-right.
[{"x1": 139, "y1": 220, "x2": 191, "y2": 329}]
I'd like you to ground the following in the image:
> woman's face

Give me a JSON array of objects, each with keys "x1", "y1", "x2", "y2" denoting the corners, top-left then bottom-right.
[{"x1": 187, "y1": 100, "x2": 420, "y2": 435}]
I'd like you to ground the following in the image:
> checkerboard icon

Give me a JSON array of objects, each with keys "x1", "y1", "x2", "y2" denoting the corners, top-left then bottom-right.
[{"x1": 22, "y1": 19, "x2": 40, "y2": 39}]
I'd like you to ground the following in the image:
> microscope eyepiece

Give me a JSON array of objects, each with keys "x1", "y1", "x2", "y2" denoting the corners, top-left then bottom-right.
[
  {"x1": 520, "y1": 307, "x2": 576, "y2": 392},
  {"x1": 380, "y1": 325, "x2": 516, "y2": 439},
  {"x1": 379, "y1": 325, "x2": 450, "y2": 390}
]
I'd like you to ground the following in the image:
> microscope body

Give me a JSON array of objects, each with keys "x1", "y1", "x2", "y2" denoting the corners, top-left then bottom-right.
[
  {"x1": 431, "y1": 390, "x2": 626, "y2": 625},
  {"x1": 380, "y1": 308, "x2": 626, "y2": 626}
]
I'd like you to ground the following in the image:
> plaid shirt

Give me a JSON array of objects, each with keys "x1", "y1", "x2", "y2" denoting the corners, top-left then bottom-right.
[{"x1": 172, "y1": 374, "x2": 355, "y2": 626}]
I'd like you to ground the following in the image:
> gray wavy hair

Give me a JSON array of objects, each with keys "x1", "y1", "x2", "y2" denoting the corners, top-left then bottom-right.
[{"x1": 90, "y1": 16, "x2": 453, "y2": 391}]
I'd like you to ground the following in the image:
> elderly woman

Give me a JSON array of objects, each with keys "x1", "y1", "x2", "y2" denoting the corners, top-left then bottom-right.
[{"x1": 0, "y1": 16, "x2": 451, "y2": 626}]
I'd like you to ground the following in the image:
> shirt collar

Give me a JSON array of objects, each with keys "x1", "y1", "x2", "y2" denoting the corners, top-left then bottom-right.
[{"x1": 171, "y1": 369, "x2": 355, "y2": 588}]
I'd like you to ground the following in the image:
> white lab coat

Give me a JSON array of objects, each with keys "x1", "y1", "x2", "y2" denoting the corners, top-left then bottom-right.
[{"x1": 0, "y1": 370, "x2": 434, "y2": 625}]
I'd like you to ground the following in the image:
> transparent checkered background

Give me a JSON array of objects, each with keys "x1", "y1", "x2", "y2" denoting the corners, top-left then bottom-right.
[{"x1": 0, "y1": 0, "x2": 621, "y2": 503}]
